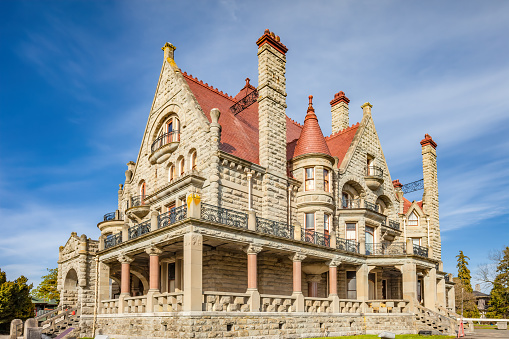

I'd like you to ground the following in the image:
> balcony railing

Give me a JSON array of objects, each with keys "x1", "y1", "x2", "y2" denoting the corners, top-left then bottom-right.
[
  {"x1": 388, "y1": 220, "x2": 400, "y2": 230},
  {"x1": 130, "y1": 195, "x2": 147, "y2": 208},
  {"x1": 366, "y1": 165, "x2": 383, "y2": 178},
  {"x1": 128, "y1": 220, "x2": 151, "y2": 240},
  {"x1": 364, "y1": 201, "x2": 379, "y2": 213},
  {"x1": 150, "y1": 131, "x2": 180, "y2": 153},
  {"x1": 413, "y1": 244, "x2": 429, "y2": 257},
  {"x1": 341, "y1": 198, "x2": 361, "y2": 209},
  {"x1": 105, "y1": 232, "x2": 122, "y2": 249},
  {"x1": 158, "y1": 206, "x2": 187, "y2": 229},
  {"x1": 336, "y1": 238, "x2": 359, "y2": 253},
  {"x1": 103, "y1": 211, "x2": 124, "y2": 222},
  {"x1": 365, "y1": 242, "x2": 406, "y2": 255},
  {"x1": 302, "y1": 229, "x2": 330, "y2": 247},
  {"x1": 200, "y1": 203, "x2": 248, "y2": 229},
  {"x1": 256, "y1": 217, "x2": 294, "y2": 240}
]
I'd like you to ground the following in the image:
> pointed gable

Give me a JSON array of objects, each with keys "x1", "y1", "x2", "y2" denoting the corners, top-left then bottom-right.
[{"x1": 293, "y1": 96, "x2": 331, "y2": 158}]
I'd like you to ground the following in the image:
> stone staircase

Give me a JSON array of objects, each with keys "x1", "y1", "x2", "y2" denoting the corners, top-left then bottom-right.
[
  {"x1": 414, "y1": 304, "x2": 457, "y2": 335},
  {"x1": 39, "y1": 307, "x2": 80, "y2": 338}
]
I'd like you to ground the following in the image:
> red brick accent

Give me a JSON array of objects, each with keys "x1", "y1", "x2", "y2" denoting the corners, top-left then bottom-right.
[
  {"x1": 330, "y1": 91, "x2": 350, "y2": 106},
  {"x1": 420, "y1": 133, "x2": 437, "y2": 149},
  {"x1": 392, "y1": 179, "x2": 403, "y2": 189},
  {"x1": 256, "y1": 29, "x2": 288, "y2": 54}
]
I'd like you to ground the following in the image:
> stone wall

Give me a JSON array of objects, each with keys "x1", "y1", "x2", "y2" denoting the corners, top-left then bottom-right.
[{"x1": 80, "y1": 312, "x2": 416, "y2": 338}]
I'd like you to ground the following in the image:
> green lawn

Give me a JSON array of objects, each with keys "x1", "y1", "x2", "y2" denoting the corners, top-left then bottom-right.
[{"x1": 311, "y1": 335, "x2": 455, "y2": 339}]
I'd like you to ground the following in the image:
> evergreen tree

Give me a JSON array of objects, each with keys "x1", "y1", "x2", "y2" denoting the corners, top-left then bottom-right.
[
  {"x1": 487, "y1": 246, "x2": 509, "y2": 318},
  {"x1": 0, "y1": 268, "x2": 34, "y2": 334},
  {"x1": 32, "y1": 268, "x2": 59, "y2": 303},
  {"x1": 455, "y1": 251, "x2": 480, "y2": 317}
]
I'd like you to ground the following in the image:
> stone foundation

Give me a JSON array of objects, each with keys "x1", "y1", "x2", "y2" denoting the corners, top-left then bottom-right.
[{"x1": 81, "y1": 312, "x2": 416, "y2": 338}]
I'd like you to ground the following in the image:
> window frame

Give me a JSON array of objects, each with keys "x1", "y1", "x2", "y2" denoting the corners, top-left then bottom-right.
[
  {"x1": 323, "y1": 168, "x2": 330, "y2": 192},
  {"x1": 190, "y1": 151, "x2": 197, "y2": 170},
  {"x1": 408, "y1": 212, "x2": 419, "y2": 226},
  {"x1": 346, "y1": 222, "x2": 357, "y2": 241},
  {"x1": 179, "y1": 158, "x2": 185, "y2": 176},
  {"x1": 324, "y1": 213, "x2": 330, "y2": 234},
  {"x1": 305, "y1": 212, "x2": 315, "y2": 230},
  {"x1": 304, "y1": 167, "x2": 315, "y2": 191}
]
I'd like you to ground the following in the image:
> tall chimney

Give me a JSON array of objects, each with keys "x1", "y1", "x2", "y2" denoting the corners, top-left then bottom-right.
[
  {"x1": 256, "y1": 29, "x2": 288, "y2": 173},
  {"x1": 421, "y1": 134, "x2": 441, "y2": 260},
  {"x1": 330, "y1": 91, "x2": 350, "y2": 133}
]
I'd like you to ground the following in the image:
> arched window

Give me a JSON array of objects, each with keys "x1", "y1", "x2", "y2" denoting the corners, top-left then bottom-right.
[
  {"x1": 168, "y1": 164, "x2": 176, "y2": 182},
  {"x1": 408, "y1": 212, "x2": 418, "y2": 226},
  {"x1": 190, "y1": 151, "x2": 197, "y2": 170},
  {"x1": 179, "y1": 158, "x2": 185, "y2": 176},
  {"x1": 140, "y1": 182, "x2": 146, "y2": 205}
]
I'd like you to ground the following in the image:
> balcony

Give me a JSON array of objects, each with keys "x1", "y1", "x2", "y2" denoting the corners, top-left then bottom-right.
[
  {"x1": 126, "y1": 195, "x2": 150, "y2": 220},
  {"x1": 336, "y1": 238, "x2": 359, "y2": 253},
  {"x1": 302, "y1": 229, "x2": 330, "y2": 247},
  {"x1": 365, "y1": 242, "x2": 406, "y2": 256},
  {"x1": 256, "y1": 217, "x2": 294, "y2": 240},
  {"x1": 148, "y1": 131, "x2": 180, "y2": 165},
  {"x1": 413, "y1": 244, "x2": 429, "y2": 257},
  {"x1": 97, "y1": 210, "x2": 124, "y2": 234},
  {"x1": 365, "y1": 165, "x2": 384, "y2": 190}
]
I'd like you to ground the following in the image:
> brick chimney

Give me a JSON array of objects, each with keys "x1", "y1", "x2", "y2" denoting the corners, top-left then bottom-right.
[
  {"x1": 256, "y1": 29, "x2": 288, "y2": 174},
  {"x1": 330, "y1": 91, "x2": 350, "y2": 133},
  {"x1": 421, "y1": 134, "x2": 441, "y2": 260}
]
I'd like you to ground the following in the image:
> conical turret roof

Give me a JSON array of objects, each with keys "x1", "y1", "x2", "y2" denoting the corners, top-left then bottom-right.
[{"x1": 293, "y1": 96, "x2": 331, "y2": 158}]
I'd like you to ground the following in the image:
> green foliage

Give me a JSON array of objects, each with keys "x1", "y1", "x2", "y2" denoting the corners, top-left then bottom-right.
[
  {"x1": 32, "y1": 268, "x2": 60, "y2": 303},
  {"x1": 455, "y1": 251, "x2": 479, "y2": 318},
  {"x1": 456, "y1": 251, "x2": 473, "y2": 292},
  {"x1": 487, "y1": 246, "x2": 509, "y2": 318},
  {"x1": 0, "y1": 268, "x2": 34, "y2": 334}
]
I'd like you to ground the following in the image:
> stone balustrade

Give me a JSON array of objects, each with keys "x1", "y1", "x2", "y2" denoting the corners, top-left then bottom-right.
[
  {"x1": 364, "y1": 300, "x2": 410, "y2": 313},
  {"x1": 304, "y1": 297, "x2": 332, "y2": 313},
  {"x1": 100, "y1": 299, "x2": 119, "y2": 314},
  {"x1": 124, "y1": 295, "x2": 147, "y2": 313},
  {"x1": 260, "y1": 294, "x2": 296, "y2": 312},
  {"x1": 203, "y1": 291, "x2": 250, "y2": 312},
  {"x1": 154, "y1": 292, "x2": 183, "y2": 312},
  {"x1": 339, "y1": 299, "x2": 362, "y2": 313}
]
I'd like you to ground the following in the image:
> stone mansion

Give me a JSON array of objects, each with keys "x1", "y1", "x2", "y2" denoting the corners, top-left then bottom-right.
[{"x1": 57, "y1": 30, "x2": 457, "y2": 338}]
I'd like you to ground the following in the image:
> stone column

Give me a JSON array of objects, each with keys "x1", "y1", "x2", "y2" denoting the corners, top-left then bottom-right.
[
  {"x1": 175, "y1": 258, "x2": 182, "y2": 292},
  {"x1": 327, "y1": 257, "x2": 341, "y2": 313},
  {"x1": 117, "y1": 254, "x2": 133, "y2": 314},
  {"x1": 98, "y1": 261, "x2": 110, "y2": 302},
  {"x1": 150, "y1": 210, "x2": 158, "y2": 232},
  {"x1": 245, "y1": 244, "x2": 263, "y2": 311},
  {"x1": 447, "y1": 283, "x2": 456, "y2": 311},
  {"x1": 160, "y1": 261, "x2": 168, "y2": 293},
  {"x1": 183, "y1": 232, "x2": 203, "y2": 311},
  {"x1": 208, "y1": 108, "x2": 221, "y2": 206},
  {"x1": 186, "y1": 192, "x2": 202, "y2": 219},
  {"x1": 356, "y1": 264, "x2": 369, "y2": 301},
  {"x1": 424, "y1": 267, "x2": 437, "y2": 311},
  {"x1": 437, "y1": 277, "x2": 446, "y2": 309},
  {"x1": 289, "y1": 252, "x2": 306, "y2": 312},
  {"x1": 146, "y1": 247, "x2": 162, "y2": 312},
  {"x1": 401, "y1": 262, "x2": 417, "y2": 306}
]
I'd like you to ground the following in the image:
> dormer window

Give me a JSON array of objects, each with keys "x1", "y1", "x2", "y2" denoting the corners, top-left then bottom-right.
[
  {"x1": 408, "y1": 212, "x2": 418, "y2": 226},
  {"x1": 323, "y1": 169, "x2": 330, "y2": 192},
  {"x1": 305, "y1": 167, "x2": 314, "y2": 191}
]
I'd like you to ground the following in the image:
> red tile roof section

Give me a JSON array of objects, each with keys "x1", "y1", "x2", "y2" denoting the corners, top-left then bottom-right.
[
  {"x1": 403, "y1": 197, "x2": 423, "y2": 214},
  {"x1": 293, "y1": 96, "x2": 331, "y2": 158},
  {"x1": 325, "y1": 122, "x2": 360, "y2": 166}
]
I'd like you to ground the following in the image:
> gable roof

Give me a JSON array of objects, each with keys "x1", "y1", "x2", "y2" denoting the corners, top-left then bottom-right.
[
  {"x1": 403, "y1": 197, "x2": 423, "y2": 214},
  {"x1": 182, "y1": 71, "x2": 357, "y2": 169}
]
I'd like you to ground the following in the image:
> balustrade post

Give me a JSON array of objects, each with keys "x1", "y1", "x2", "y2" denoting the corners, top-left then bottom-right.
[
  {"x1": 118, "y1": 254, "x2": 133, "y2": 314},
  {"x1": 244, "y1": 244, "x2": 263, "y2": 311},
  {"x1": 186, "y1": 193, "x2": 201, "y2": 219},
  {"x1": 98, "y1": 235, "x2": 105, "y2": 251},
  {"x1": 150, "y1": 210, "x2": 158, "y2": 232},
  {"x1": 183, "y1": 232, "x2": 203, "y2": 311},
  {"x1": 248, "y1": 210, "x2": 256, "y2": 231},
  {"x1": 406, "y1": 239, "x2": 414, "y2": 255},
  {"x1": 294, "y1": 222, "x2": 302, "y2": 241},
  {"x1": 330, "y1": 231, "x2": 337, "y2": 248},
  {"x1": 290, "y1": 252, "x2": 306, "y2": 312},
  {"x1": 122, "y1": 222, "x2": 129, "y2": 242}
]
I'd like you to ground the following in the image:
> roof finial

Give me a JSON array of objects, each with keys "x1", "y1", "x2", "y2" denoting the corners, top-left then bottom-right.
[
  {"x1": 307, "y1": 95, "x2": 315, "y2": 113},
  {"x1": 245, "y1": 78, "x2": 250, "y2": 87}
]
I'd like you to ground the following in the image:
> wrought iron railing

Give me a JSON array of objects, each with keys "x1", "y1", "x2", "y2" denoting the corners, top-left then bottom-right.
[
  {"x1": 150, "y1": 131, "x2": 180, "y2": 153},
  {"x1": 364, "y1": 201, "x2": 379, "y2": 213},
  {"x1": 365, "y1": 242, "x2": 406, "y2": 255},
  {"x1": 301, "y1": 229, "x2": 330, "y2": 247},
  {"x1": 341, "y1": 198, "x2": 361, "y2": 209},
  {"x1": 366, "y1": 165, "x2": 383, "y2": 178},
  {"x1": 105, "y1": 232, "x2": 122, "y2": 249},
  {"x1": 230, "y1": 89, "x2": 258, "y2": 115},
  {"x1": 413, "y1": 244, "x2": 429, "y2": 257},
  {"x1": 130, "y1": 195, "x2": 146, "y2": 207},
  {"x1": 158, "y1": 206, "x2": 187, "y2": 229},
  {"x1": 200, "y1": 203, "x2": 248, "y2": 229},
  {"x1": 336, "y1": 238, "x2": 359, "y2": 253},
  {"x1": 388, "y1": 220, "x2": 400, "y2": 230},
  {"x1": 103, "y1": 211, "x2": 123, "y2": 222},
  {"x1": 128, "y1": 220, "x2": 151, "y2": 240},
  {"x1": 256, "y1": 217, "x2": 294, "y2": 240}
]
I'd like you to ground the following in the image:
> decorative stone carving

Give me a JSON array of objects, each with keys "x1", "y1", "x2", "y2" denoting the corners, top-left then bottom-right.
[
  {"x1": 244, "y1": 244, "x2": 263, "y2": 254},
  {"x1": 145, "y1": 247, "x2": 163, "y2": 256},
  {"x1": 289, "y1": 252, "x2": 307, "y2": 262},
  {"x1": 117, "y1": 253, "x2": 134, "y2": 264}
]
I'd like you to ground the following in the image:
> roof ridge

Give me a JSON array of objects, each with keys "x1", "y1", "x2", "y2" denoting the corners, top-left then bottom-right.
[
  {"x1": 325, "y1": 122, "x2": 360, "y2": 140},
  {"x1": 287, "y1": 117, "x2": 303, "y2": 128},
  {"x1": 182, "y1": 71, "x2": 235, "y2": 101}
]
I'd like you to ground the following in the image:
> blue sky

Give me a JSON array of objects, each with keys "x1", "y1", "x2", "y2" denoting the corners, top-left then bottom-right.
[{"x1": 0, "y1": 0, "x2": 508, "y2": 290}]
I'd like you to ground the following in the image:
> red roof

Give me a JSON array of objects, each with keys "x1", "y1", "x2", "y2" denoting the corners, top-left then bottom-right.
[
  {"x1": 325, "y1": 122, "x2": 360, "y2": 166},
  {"x1": 182, "y1": 72, "x2": 358, "y2": 170},
  {"x1": 293, "y1": 96, "x2": 331, "y2": 158},
  {"x1": 403, "y1": 197, "x2": 423, "y2": 214}
]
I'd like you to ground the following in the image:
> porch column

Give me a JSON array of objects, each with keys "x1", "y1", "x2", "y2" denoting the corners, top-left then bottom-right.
[
  {"x1": 117, "y1": 254, "x2": 133, "y2": 314},
  {"x1": 245, "y1": 244, "x2": 263, "y2": 311},
  {"x1": 290, "y1": 252, "x2": 306, "y2": 312},
  {"x1": 447, "y1": 283, "x2": 456, "y2": 311},
  {"x1": 424, "y1": 267, "x2": 437, "y2": 311},
  {"x1": 437, "y1": 277, "x2": 446, "y2": 309},
  {"x1": 327, "y1": 257, "x2": 341, "y2": 313},
  {"x1": 183, "y1": 232, "x2": 203, "y2": 311},
  {"x1": 401, "y1": 262, "x2": 417, "y2": 305},
  {"x1": 356, "y1": 264, "x2": 369, "y2": 301},
  {"x1": 146, "y1": 247, "x2": 163, "y2": 291}
]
